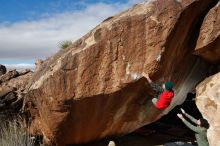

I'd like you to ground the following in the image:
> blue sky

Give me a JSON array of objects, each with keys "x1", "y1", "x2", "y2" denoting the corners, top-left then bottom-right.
[
  {"x1": 0, "y1": 0, "x2": 127, "y2": 22},
  {"x1": 0, "y1": 0, "x2": 143, "y2": 70}
]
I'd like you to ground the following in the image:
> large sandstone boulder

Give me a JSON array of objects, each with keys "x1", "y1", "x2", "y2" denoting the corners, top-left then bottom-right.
[
  {"x1": 196, "y1": 72, "x2": 220, "y2": 146},
  {"x1": 26, "y1": 0, "x2": 215, "y2": 145},
  {"x1": 195, "y1": 1, "x2": 220, "y2": 63}
]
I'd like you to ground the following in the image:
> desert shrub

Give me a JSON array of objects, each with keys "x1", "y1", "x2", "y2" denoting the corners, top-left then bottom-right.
[{"x1": 59, "y1": 40, "x2": 72, "y2": 50}]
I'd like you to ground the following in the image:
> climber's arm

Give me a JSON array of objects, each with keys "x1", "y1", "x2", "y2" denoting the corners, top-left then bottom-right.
[
  {"x1": 149, "y1": 83, "x2": 163, "y2": 94},
  {"x1": 142, "y1": 72, "x2": 152, "y2": 83},
  {"x1": 177, "y1": 114, "x2": 203, "y2": 133},
  {"x1": 181, "y1": 109, "x2": 198, "y2": 124},
  {"x1": 142, "y1": 72, "x2": 163, "y2": 94},
  {"x1": 182, "y1": 118, "x2": 204, "y2": 133},
  {"x1": 185, "y1": 113, "x2": 198, "y2": 124}
]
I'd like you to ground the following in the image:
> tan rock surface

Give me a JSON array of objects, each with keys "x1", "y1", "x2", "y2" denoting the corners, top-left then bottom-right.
[
  {"x1": 0, "y1": 69, "x2": 19, "y2": 83},
  {"x1": 196, "y1": 72, "x2": 220, "y2": 146},
  {"x1": 35, "y1": 59, "x2": 44, "y2": 72},
  {"x1": 4, "y1": 71, "x2": 33, "y2": 90},
  {"x1": 26, "y1": 0, "x2": 215, "y2": 145},
  {"x1": 195, "y1": 1, "x2": 220, "y2": 63}
]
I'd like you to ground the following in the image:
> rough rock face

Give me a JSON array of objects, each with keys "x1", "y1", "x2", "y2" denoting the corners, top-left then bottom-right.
[
  {"x1": 195, "y1": 1, "x2": 220, "y2": 63},
  {"x1": 26, "y1": 0, "x2": 214, "y2": 145},
  {"x1": 0, "y1": 69, "x2": 19, "y2": 83},
  {"x1": 196, "y1": 72, "x2": 220, "y2": 146},
  {"x1": 0, "y1": 68, "x2": 33, "y2": 119},
  {"x1": 0, "y1": 64, "x2": 6, "y2": 76},
  {"x1": 35, "y1": 59, "x2": 43, "y2": 72}
]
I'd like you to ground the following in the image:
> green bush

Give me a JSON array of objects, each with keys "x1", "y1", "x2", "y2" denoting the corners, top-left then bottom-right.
[
  {"x1": 0, "y1": 120, "x2": 36, "y2": 146},
  {"x1": 59, "y1": 40, "x2": 72, "y2": 50}
]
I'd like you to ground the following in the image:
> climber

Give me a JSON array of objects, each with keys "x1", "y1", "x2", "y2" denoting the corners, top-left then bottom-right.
[
  {"x1": 142, "y1": 72, "x2": 174, "y2": 110},
  {"x1": 177, "y1": 108, "x2": 209, "y2": 146}
]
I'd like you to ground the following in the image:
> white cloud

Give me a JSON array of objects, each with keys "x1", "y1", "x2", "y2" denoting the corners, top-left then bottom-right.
[
  {"x1": 5, "y1": 63, "x2": 35, "y2": 71},
  {"x1": 0, "y1": 1, "x2": 144, "y2": 70}
]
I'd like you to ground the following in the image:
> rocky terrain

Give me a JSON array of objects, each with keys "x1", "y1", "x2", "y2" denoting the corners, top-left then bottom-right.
[
  {"x1": 196, "y1": 72, "x2": 220, "y2": 146},
  {"x1": 1, "y1": 0, "x2": 220, "y2": 146},
  {"x1": 195, "y1": 0, "x2": 220, "y2": 63},
  {"x1": 0, "y1": 64, "x2": 33, "y2": 120},
  {"x1": 195, "y1": 1, "x2": 220, "y2": 146}
]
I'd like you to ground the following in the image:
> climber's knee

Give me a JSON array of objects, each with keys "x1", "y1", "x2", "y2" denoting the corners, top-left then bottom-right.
[
  {"x1": 108, "y1": 141, "x2": 116, "y2": 146},
  {"x1": 152, "y1": 98, "x2": 158, "y2": 106}
]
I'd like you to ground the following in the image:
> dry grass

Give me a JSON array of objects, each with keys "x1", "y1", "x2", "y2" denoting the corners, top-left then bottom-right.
[{"x1": 0, "y1": 119, "x2": 37, "y2": 146}]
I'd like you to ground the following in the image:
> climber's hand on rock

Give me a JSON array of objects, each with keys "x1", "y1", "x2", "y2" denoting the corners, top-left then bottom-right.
[
  {"x1": 177, "y1": 113, "x2": 184, "y2": 120},
  {"x1": 181, "y1": 108, "x2": 185, "y2": 114},
  {"x1": 130, "y1": 72, "x2": 142, "y2": 81}
]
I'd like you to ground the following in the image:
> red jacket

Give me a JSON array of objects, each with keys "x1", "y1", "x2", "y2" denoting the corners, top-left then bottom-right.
[{"x1": 156, "y1": 90, "x2": 174, "y2": 109}]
